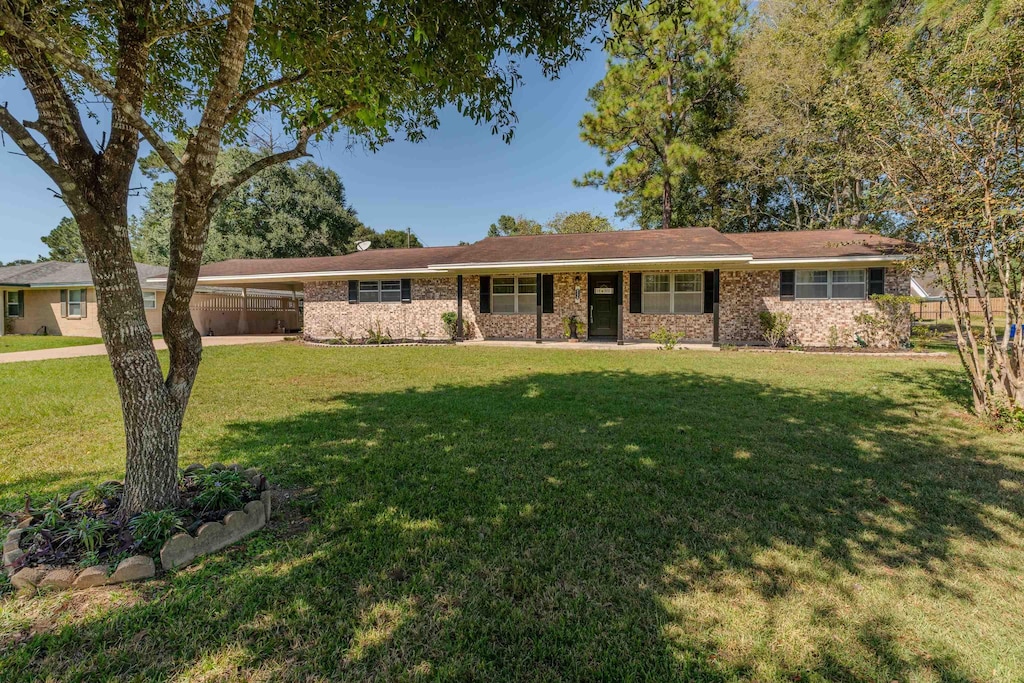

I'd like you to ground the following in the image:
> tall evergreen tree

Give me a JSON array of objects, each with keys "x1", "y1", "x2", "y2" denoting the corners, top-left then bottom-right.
[
  {"x1": 577, "y1": 0, "x2": 743, "y2": 229},
  {"x1": 40, "y1": 216, "x2": 87, "y2": 262}
]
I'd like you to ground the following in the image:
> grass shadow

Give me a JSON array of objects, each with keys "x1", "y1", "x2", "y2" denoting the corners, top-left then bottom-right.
[{"x1": 3, "y1": 368, "x2": 1022, "y2": 680}]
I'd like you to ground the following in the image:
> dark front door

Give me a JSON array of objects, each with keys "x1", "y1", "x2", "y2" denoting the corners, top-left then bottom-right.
[{"x1": 588, "y1": 273, "x2": 618, "y2": 338}]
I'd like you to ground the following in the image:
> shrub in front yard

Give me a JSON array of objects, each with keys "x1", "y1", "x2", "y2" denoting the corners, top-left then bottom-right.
[{"x1": 759, "y1": 311, "x2": 793, "y2": 348}]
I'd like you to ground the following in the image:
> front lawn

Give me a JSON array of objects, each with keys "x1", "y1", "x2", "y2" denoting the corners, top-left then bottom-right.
[
  {"x1": 0, "y1": 335, "x2": 101, "y2": 354},
  {"x1": 2, "y1": 345, "x2": 1023, "y2": 681}
]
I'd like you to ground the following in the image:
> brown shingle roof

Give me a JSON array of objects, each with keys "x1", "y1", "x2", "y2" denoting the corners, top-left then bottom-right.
[
  {"x1": 448, "y1": 227, "x2": 749, "y2": 264},
  {"x1": 195, "y1": 246, "x2": 470, "y2": 278},
  {"x1": 169, "y1": 228, "x2": 909, "y2": 284},
  {"x1": 726, "y1": 229, "x2": 906, "y2": 260}
]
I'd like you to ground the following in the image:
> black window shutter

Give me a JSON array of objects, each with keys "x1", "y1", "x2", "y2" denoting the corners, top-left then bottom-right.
[
  {"x1": 780, "y1": 270, "x2": 795, "y2": 300},
  {"x1": 542, "y1": 274, "x2": 554, "y2": 314},
  {"x1": 629, "y1": 273, "x2": 642, "y2": 313},
  {"x1": 348, "y1": 280, "x2": 359, "y2": 304},
  {"x1": 20, "y1": 291, "x2": 25, "y2": 317},
  {"x1": 479, "y1": 276, "x2": 491, "y2": 313},
  {"x1": 400, "y1": 278, "x2": 412, "y2": 303},
  {"x1": 703, "y1": 271, "x2": 715, "y2": 314},
  {"x1": 868, "y1": 268, "x2": 886, "y2": 296}
]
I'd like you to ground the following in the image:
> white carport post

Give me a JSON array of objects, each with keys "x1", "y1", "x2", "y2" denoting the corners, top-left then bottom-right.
[{"x1": 237, "y1": 287, "x2": 249, "y2": 335}]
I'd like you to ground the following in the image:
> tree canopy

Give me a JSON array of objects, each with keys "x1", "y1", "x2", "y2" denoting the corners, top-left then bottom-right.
[
  {"x1": 135, "y1": 147, "x2": 363, "y2": 265},
  {"x1": 40, "y1": 217, "x2": 87, "y2": 262},
  {"x1": 577, "y1": 0, "x2": 743, "y2": 229},
  {"x1": 487, "y1": 211, "x2": 614, "y2": 237}
]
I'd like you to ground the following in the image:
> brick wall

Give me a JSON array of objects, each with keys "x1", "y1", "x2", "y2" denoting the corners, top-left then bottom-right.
[
  {"x1": 719, "y1": 268, "x2": 911, "y2": 346},
  {"x1": 622, "y1": 270, "x2": 714, "y2": 341},
  {"x1": 302, "y1": 267, "x2": 910, "y2": 345},
  {"x1": 7, "y1": 288, "x2": 165, "y2": 337}
]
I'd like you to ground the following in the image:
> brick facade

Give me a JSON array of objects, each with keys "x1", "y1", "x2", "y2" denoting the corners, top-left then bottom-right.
[
  {"x1": 719, "y1": 268, "x2": 911, "y2": 347},
  {"x1": 302, "y1": 267, "x2": 910, "y2": 346}
]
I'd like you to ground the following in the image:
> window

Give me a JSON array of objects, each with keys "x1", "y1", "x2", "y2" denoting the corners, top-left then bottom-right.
[
  {"x1": 642, "y1": 272, "x2": 703, "y2": 314},
  {"x1": 795, "y1": 270, "x2": 867, "y2": 300},
  {"x1": 142, "y1": 291, "x2": 157, "y2": 310},
  {"x1": 492, "y1": 276, "x2": 537, "y2": 314},
  {"x1": 831, "y1": 269, "x2": 867, "y2": 299},
  {"x1": 67, "y1": 289, "x2": 84, "y2": 317},
  {"x1": 6, "y1": 291, "x2": 21, "y2": 318},
  {"x1": 358, "y1": 280, "x2": 401, "y2": 303}
]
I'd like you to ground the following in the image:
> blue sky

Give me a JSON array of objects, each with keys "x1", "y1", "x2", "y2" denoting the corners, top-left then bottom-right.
[{"x1": 0, "y1": 47, "x2": 623, "y2": 262}]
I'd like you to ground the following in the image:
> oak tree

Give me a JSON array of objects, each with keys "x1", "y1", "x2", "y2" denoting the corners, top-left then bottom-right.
[{"x1": 0, "y1": 0, "x2": 612, "y2": 517}]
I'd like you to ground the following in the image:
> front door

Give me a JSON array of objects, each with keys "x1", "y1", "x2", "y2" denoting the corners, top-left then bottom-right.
[{"x1": 588, "y1": 273, "x2": 618, "y2": 339}]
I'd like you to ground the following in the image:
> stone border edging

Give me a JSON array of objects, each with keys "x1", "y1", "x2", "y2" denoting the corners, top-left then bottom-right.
[
  {"x1": 304, "y1": 340, "x2": 455, "y2": 348},
  {"x1": 3, "y1": 463, "x2": 271, "y2": 595}
]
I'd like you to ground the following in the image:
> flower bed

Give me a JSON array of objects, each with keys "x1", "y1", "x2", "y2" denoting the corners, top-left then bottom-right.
[{"x1": 2, "y1": 463, "x2": 270, "y2": 595}]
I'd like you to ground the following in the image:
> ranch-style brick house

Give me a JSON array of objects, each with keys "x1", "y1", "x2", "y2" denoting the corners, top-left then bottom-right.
[{"x1": 160, "y1": 227, "x2": 910, "y2": 347}]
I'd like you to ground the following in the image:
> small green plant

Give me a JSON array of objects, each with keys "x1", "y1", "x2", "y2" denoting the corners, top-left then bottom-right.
[
  {"x1": 59, "y1": 516, "x2": 110, "y2": 553},
  {"x1": 193, "y1": 470, "x2": 250, "y2": 512},
  {"x1": 441, "y1": 311, "x2": 459, "y2": 340},
  {"x1": 651, "y1": 327, "x2": 684, "y2": 350},
  {"x1": 759, "y1": 311, "x2": 792, "y2": 348},
  {"x1": 561, "y1": 315, "x2": 586, "y2": 339},
  {"x1": 0, "y1": 571, "x2": 11, "y2": 596},
  {"x1": 78, "y1": 550, "x2": 102, "y2": 568},
  {"x1": 36, "y1": 496, "x2": 71, "y2": 530},
  {"x1": 720, "y1": 343, "x2": 738, "y2": 351},
  {"x1": 856, "y1": 295, "x2": 918, "y2": 347},
  {"x1": 827, "y1": 325, "x2": 840, "y2": 351},
  {"x1": 77, "y1": 481, "x2": 122, "y2": 510},
  {"x1": 129, "y1": 509, "x2": 185, "y2": 552},
  {"x1": 365, "y1": 321, "x2": 392, "y2": 345}
]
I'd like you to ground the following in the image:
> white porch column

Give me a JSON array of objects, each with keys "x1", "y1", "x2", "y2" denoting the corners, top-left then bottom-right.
[{"x1": 237, "y1": 287, "x2": 249, "y2": 335}]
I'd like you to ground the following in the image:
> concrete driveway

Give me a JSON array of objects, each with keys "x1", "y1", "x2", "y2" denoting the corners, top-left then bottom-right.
[{"x1": 0, "y1": 335, "x2": 289, "y2": 364}]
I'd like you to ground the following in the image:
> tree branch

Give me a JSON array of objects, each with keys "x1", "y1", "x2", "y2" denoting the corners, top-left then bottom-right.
[
  {"x1": 210, "y1": 110, "x2": 353, "y2": 209},
  {"x1": 0, "y1": 104, "x2": 90, "y2": 215},
  {"x1": 225, "y1": 71, "x2": 309, "y2": 122},
  {"x1": 0, "y1": 6, "x2": 184, "y2": 176},
  {"x1": 146, "y1": 13, "x2": 229, "y2": 47}
]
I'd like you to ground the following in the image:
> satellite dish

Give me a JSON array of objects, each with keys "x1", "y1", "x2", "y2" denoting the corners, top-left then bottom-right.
[{"x1": 355, "y1": 241, "x2": 372, "y2": 251}]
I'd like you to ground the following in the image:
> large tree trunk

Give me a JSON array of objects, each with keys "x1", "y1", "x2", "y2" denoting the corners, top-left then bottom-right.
[{"x1": 76, "y1": 200, "x2": 188, "y2": 519}]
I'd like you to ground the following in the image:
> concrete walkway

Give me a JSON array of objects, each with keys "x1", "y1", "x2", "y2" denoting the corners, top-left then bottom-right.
[
  {"x1": 0, "y1": 335, "x2": 288, "y2": 364},
  {"x1": 458, "y1": 339, "x2": 718, "y2": 351}
]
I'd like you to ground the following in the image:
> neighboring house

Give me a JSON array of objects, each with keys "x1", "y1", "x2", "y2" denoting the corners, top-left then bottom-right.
[
  {"x1": 910, "y1": 270, "x2": 947, "y2": 300},
  {"x1": 0, "y1": 261, "x2": 303, "y2": 337},
  {"x1": 151, "y1": 227, "x2": 911, "y2": 347},
  {"x1": 1, "y1": 262, "x2": 166, "y2": 337}
]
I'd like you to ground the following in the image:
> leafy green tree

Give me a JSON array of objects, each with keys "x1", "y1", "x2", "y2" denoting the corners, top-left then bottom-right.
[
  {"x1": 135, "y1": 147, "x2": 362, "y2": 265},
  {"x1": 0, "y1": 259, "x2": 33, "y2": 267},
  {"x1": 545, "y1": 211, "x2": 614, "y2": 234},
  {"x1": 40, "y1": 217, "x2": 87, "y2": 262},
  {"x1": 487, "y1": 215, "x2": 544, "y2": 237},
  {"x1": 577, "y1": 0, "x2": 743, "y2": 229},
  {"x1": 847, "y1": 0, "x2": 1024, "y2": 414},
  {"x1": 0, "y1": 0, "x2": 611, "y2": 517},
  {"x1": 348, "y1": 225, "x2": 423, "y2": 250}
]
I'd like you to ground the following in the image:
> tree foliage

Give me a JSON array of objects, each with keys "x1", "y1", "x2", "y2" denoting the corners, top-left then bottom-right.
[
  {"x1": 0, "y1": 0, "x2": 613, "y2": 516},
  {"x1": 577, "y1": 0, "x2": 743, "y2": 229},
  {"x1": 40, "y1": 217, "x2": 87, "y2": 262},
  {"x1": 135, "y1": 147, "x2": 362, "y2": 265},
  {"x1": 488, "y1": 215, "x2": 544, "y2": 237},
  {"x1": 348, "y1": 225, "x2": 423, "y2": 250},
  {"x1": 546, "y1": 211, "x2": 614, "y2": 234}
]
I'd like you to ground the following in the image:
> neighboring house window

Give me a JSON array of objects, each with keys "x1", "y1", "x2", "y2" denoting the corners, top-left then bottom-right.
[
  {"x1": 358, "y1": 280, "x2": 401, "y2": 303},
  {"x1": 142, "y1": 291, "x2": 157, "y2": 310},
  {"x1": 642, "y1": 273, "x2": 703, "y2": 314},
  {"x1": 67, "y1": 289, "x2": 85, "y2": 317},
  {"x1": 492, "y1": 276, "x2": 536, "y2": 314},
  {"x1": 6, "y1": 291, "x2": 22, "y2": 318},
  {"x1": 795, "y1": 269, "x2": 866, "y2": 300}
]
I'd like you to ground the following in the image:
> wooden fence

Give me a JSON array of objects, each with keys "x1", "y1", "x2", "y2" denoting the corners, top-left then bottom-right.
[{"x1": 913, "y1": 298, "x2": 1007, "y2": 321}]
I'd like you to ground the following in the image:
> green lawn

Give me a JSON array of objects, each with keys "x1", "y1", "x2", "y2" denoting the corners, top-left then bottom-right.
[
  {"x1": 2, "y1": 345, "x2": 1023, "y2": 681},
  {"x1": 0, "y1": 335, "x2": 102, "y2": 354}
]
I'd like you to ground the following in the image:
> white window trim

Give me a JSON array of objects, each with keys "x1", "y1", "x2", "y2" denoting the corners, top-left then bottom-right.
[
  {"x1": 491, "y1": 275, "x2": 537, "y2": 315},
  {"x1": 66, "y1": 289, "x2": 84, "y2": 319},
  {"x1": 358, "y1": 279, "x2": 402, "y2": 304},
  {"x1": 641, "y1": 272, "x2": 704, "y2": 315},
  {"x1": 142, "y1": 291, "x2": 157, "y2": 310},
  {"x1": 795, "y1": 269, "x2": 867, "y2": 301},
  {"x1": 6, "y1": 291, "x2": 21, "y2": 319}
]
